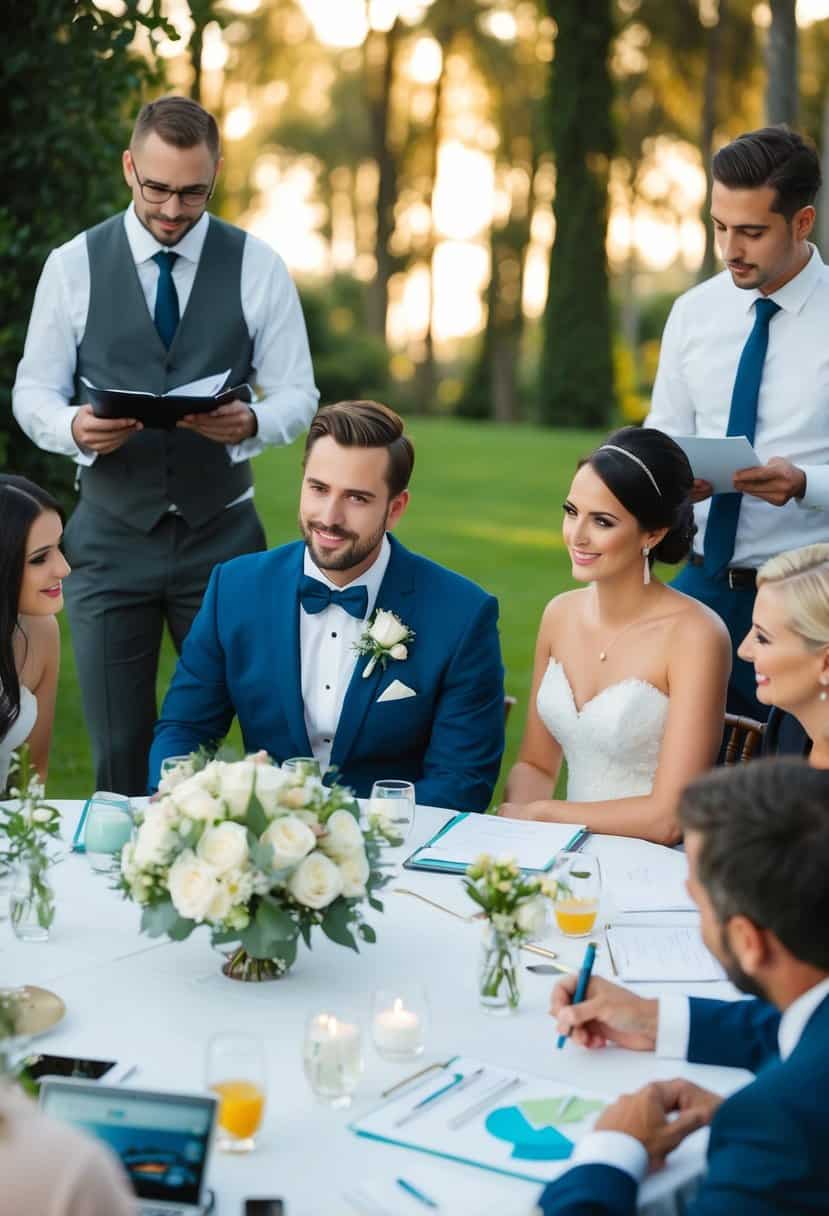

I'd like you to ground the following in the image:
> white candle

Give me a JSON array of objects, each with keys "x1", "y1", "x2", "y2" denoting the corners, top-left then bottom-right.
[
  {"x1": 372, "y1": 998, "x2": 423, "y2": 1056},
  {"x1": 303, "y1": 1014, "x2": 362, "y2": 1105}
]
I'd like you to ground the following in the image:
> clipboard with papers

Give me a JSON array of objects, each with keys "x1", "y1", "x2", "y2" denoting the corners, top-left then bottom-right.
[{"x1": 402, "y1": 813, "x2": 587, "y2": 875}]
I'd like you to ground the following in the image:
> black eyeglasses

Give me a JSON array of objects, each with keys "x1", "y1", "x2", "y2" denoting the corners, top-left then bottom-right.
[{"x1": 132, "y1": 163, "x2": 216, "y2": 207}]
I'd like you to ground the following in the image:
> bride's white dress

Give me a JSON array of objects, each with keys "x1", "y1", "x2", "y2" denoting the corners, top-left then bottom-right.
[
  {"x1": 0, "y1": 686, "x2": 38, "y2": 792},
  {"x1": 537, "y1": 658, "x2": 668, "y2": 801}
]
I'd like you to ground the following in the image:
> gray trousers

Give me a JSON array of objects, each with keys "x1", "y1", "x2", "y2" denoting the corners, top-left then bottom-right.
[{"x1": 63, "y1": 498, "x2": 266, "y2": 795}]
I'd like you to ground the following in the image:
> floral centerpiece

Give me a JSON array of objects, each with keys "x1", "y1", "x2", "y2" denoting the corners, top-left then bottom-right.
[
  {"x1": 463, "y1": 853, "x2": 552, "y2": 1013},
  {"x1": 120, "y1": 753, "x2": 388, "y2": 981},
  {"x1": 0, "y1": 746, "x2": 61, "y2": 941}
]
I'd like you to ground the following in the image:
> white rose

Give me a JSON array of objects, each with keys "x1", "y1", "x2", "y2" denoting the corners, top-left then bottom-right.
[
  {"x1": 167, "y1": 850, "x2": 219, "y2": 921},
  {"x1": 197, "y1": 821, "x2": 249, "y2": 875},
  {"x1": 338, "y1": 851, "x2": 369, "y2": 898},
  {"x1": 288, "y1": 852, "x2": 343, "y2": 909},
  {"x1": 133, "y1": 808, "x2": 178, "y2": 867},
  {"x1": 321, "y1": 810, "x2": 365, "y2": 861},
  {"x1": 254, "y1": 764, "x2": 288, "y2": 816},
  {"x1": 120, "y1": 839, "x2": 137, "y2": 881},
  {"x1": 217, "y1": 760, "x2": 257, "y2": 817},
  {"x1": 157, "y1": 757, "x2": 195, "y2": 796},
  {"x1": 171, "y1": 776, "x2": 222, "y2": 823},
  {"x1": 293, "y1": 808, "x2": 321, "y2": 831},
  {"x1": 205, "y1": 867, "x2": 254, "y2": 924},
  {"x1": 389, "y1": 642, "x2": 408, "y2": 661},
  {"x1": 32, "y1": 807, "x2": 56, "y2": 824},
  {"x1": 369, "y1": 609, "x2": 408, "y2": 648},
  {"x1": 516, "y1": 896, "x2": 548, "y2": 938},
  {"x1": 279, "y1": 782, "x2": 314, "y2": 810},
  {"x1": 260, "y1": 815, "x2": 317, "y2": 869},
  {"x1": 192, "y1": 761, "x2": 222, "y2": 796}
]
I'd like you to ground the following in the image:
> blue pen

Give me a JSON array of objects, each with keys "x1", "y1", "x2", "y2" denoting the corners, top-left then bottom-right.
[
  {"x1": 557, "y1": 940, "x2": 597, "y2": 1049},
  {"x1": 396, "y1": 1178, "x2": 440, "y2": 1209},
  {"x1": 394, "y1": 1067, "x2": 485, "y2": 1127}
]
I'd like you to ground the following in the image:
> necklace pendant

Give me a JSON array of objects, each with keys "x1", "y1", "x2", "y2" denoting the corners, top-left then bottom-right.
[{"x1": 599, "y1": 651, "x2": 607, "y2": 662}]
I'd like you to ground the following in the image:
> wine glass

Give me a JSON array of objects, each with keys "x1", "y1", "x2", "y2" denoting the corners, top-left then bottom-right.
[{"x1": 367, "y1": 779, "x2": 415, "y2": 848}]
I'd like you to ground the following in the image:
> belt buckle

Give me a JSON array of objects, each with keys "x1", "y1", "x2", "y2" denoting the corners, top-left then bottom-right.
[{"x1": 727, "y1": 569, "x2": 737, "y2": 590}]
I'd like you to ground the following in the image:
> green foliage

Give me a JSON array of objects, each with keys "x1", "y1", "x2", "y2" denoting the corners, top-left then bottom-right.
[
  {"x1": 0, "y1": 0, "x2": 170, "y2": 499},
  {"x1": 299, "y1": 276, "x2": 391, "y2": 407},
  {"x1": 539, "y1": 1, "x2": 616, "y2": 428}
]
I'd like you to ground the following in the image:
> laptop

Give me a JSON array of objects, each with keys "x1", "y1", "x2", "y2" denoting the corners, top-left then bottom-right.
[{"x1": 40, "y1": 1077, "x2": 217, "y2": 1215}]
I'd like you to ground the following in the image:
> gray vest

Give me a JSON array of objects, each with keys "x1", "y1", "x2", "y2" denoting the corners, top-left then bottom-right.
[{"x1": 75, "y1": 213, "x2": 255, "y2": 531}]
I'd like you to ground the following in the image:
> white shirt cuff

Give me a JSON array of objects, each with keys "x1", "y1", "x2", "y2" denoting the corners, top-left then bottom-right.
[
  {"x1": 569, "y1": 1131, "x2": 648, "y2": 1183},
  {"x1": 796, "y1": 465, "x2": 829, "y2": 512},
  {"x1": 656, "y1": 994, "x2": 691, "y2": 1058}
]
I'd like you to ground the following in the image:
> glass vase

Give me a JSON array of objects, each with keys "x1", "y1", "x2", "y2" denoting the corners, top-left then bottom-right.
[
  {"x1": 478, "y1": 924, "x2": 522, "y2": 1014},
  {"x1": 9, "y1": 855, "x2": 55, "y2": 942}
]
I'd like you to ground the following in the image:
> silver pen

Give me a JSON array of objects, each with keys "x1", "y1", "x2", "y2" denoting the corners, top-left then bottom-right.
[
  {"x1": 447, "y1": 1075, "x2": 523, "y2": 1130},
  {"x1": 394, "y1": 1066, "x2": 485, "y2": 1128}
]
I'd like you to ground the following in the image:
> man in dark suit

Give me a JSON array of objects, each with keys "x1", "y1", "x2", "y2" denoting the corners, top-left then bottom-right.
[
  {"x1": 541, "y1": 759, "x2": 829, "y2": 1215},
  {"x1": 149, "y1": 400, "x2": 505, "y2": 809}
]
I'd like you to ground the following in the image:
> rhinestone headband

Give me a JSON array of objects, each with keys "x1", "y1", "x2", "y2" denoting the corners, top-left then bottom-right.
[{"x1": 598, "y1": 445, "x2": 662, "y2": 497}]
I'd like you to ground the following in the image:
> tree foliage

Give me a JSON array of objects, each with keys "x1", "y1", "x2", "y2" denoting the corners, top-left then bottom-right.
[
  {"x1": 540, "y1": 1, "x2": 616, "y2": 428},
  {"x1": 0, "y1": 0, "x2": 170, "y2": 496}
]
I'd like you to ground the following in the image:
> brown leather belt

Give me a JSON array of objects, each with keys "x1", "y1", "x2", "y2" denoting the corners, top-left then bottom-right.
[{"x1": 688, "y1": 553, "x2": 757, "y2": 590}]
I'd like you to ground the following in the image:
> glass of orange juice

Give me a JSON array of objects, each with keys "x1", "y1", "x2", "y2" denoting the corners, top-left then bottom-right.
[
  {"x1": 550, "y1": 852, "x2": 602, "y2": 938},
  {"x1": 206, "y1": 1032, "x2": 266, "y2": 1153}
]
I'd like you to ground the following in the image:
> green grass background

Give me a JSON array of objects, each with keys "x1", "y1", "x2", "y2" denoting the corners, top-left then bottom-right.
[{"x1": 49, "y1": 419, "x2": 605, "y2": 799}]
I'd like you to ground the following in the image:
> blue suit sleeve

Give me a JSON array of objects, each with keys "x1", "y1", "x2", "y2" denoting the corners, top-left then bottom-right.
[
  {"x1": 688, "y1": 998, "x2": 780, "y2": 1072},
  {"x1": 414, "y1": 594, "x2": 505, "y2": 813},
  {"x1": 537, "y1": 1163, "x2": 638, "y2": 1216},
  {"x1": 148, "y1": 564, "x2": 236, "y2": 791}
]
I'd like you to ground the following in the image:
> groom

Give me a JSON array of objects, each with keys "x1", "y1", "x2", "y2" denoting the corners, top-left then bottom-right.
[{"x1": 149, "y1": 400, "x2": 505, "y2": 809}]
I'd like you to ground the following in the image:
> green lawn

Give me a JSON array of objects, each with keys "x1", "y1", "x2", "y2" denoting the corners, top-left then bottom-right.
[{"x1": 49, "y1": 419, "x2": 605, "y2": 799}]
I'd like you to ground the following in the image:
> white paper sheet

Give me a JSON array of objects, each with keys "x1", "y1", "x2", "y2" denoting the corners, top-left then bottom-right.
[
  {"x1": 603, "y1": 839, "x2": 696, "y2": 913},
  {"x1": 674, "y1": 435, "x2": 760, "y2": 493},
  {"x1": 606, "y1": 924, "x2": 726, "y2": 982},
  {"x1": 414, "y1": 816, "x2": 586, "y2": 872}
]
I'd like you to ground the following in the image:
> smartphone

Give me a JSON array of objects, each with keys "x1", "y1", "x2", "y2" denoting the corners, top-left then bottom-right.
[
  {"x1": 244, "y1": 1202, "x2": 284, "y2": 1216},
  {"x1": 21, "y1": 1053, "x2": 134, "y2": 1088}
]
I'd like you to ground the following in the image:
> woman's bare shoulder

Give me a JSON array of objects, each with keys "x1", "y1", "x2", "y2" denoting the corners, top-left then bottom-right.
[
  {"x1": 16, "y1": 615, "x2": 60, "y2": 682},
  {"x1": 661, "y1": 586, "x2": 731, "y2": 652}
]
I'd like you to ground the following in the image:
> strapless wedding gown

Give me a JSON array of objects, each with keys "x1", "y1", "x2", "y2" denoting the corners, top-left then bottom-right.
[
  {"x1": 537, "y1": 658, "x2": 668, "y2": 801},
  {"x1": 0, "y1": 686, "x2": 37, "y2": 792}
]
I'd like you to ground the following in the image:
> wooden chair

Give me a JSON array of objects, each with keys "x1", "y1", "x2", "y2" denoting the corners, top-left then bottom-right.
[
  {"x1": 504, "y1": 695, "x2": 517, "y2": 724},
  {"x1": 723, "y1": 713, "x2": 766, "y2": 765}
]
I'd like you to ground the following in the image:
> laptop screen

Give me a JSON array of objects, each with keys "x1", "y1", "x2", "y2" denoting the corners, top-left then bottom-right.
[{"x1": 40, "y1": 1080, "x2": 215, "y2": 1206}]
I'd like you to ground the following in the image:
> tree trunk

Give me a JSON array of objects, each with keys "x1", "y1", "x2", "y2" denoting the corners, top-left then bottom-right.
[
  {"x1": 765, "y1": 0, "x2": 798, "y2": 126},
  {"x1": 699, "y1": 0, "x2": 726, "y2": 282},
  {"x1": 365, "y1": 20, "x2": 401, "y2": 341},
  {"x1": 415, "y1": 36, "x2": 449, "y2": 413}
]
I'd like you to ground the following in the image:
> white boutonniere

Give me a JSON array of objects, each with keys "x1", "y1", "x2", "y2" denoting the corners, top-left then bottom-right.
[{"x1": 354, "y1": 609, "x2": 415, "y2": 678}]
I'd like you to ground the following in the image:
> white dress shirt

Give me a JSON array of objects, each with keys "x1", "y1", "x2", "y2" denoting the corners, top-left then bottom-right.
[
  {"x1": 646, "y1": 246, "x2": 829, "y2": 568},
  {"x1": 571, "y1": 976, "x2": 829, "y2": 1185},
  {"x1": 12, "y1": 204, "x2": 318, "y2": 471},
  {"x1": 300, "y1": 535, "x2": 391, "y2": 774}
]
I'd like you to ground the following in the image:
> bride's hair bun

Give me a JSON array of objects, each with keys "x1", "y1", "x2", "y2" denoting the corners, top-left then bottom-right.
[{"x1": 588, "y1": 427, "x2": 696, "y2": 567}]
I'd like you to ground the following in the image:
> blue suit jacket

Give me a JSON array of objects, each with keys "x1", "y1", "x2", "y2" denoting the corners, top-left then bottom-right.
[
  {"x1": 538, "y1": 993, "x2": 829, "y2": 1215},
  {"x1": 149, "y1": 535, "x2": 505, "y2": 810}
]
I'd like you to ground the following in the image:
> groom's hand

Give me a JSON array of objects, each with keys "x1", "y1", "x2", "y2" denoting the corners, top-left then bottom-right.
[
  {"x1": 551, "y1": 974, "x2": 659, "y2": 1051},
  {"x1": 595, "y1": 1081, "x2": 707, "y2": 1169}
]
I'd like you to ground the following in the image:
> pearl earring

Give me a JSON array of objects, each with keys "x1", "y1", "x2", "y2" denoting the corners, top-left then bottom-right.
[{"x1": 642, "y1": 546, "x2": 651, "y2": 586}]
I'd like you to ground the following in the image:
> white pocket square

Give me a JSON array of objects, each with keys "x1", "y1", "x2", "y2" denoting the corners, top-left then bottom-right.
[{"x1": 377, "y1": 679, "x2": 417, "y2": 703}]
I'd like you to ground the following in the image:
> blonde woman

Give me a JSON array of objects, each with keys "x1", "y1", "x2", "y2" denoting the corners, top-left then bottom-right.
[{"x1": 738, "y1": 544, "x2": 829, "y2": 768}]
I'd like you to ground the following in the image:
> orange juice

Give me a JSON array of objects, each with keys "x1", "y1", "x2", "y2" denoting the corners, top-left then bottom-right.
[
  {"x1": 554, "y1": 899, "x2": 598, "y2": 937},
  {"x1": 211, "y1": 1079, "x2": 265, "y2": 1139}
]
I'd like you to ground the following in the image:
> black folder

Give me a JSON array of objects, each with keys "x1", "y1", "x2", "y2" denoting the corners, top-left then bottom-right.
[{"x1": 82, "y1": 378, "x2": 253, "y2": 430}]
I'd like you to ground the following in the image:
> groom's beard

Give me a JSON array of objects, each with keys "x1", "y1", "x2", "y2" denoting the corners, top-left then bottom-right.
[
  {"x1": 719, "y1": 927, "x2": 767, "y2": 1001},
  {"x1": 299, "y1": 514, "x2": 387, "y2": 573}
]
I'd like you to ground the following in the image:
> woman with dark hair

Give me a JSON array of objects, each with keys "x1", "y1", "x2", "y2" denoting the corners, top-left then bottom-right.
[
  {"x1": 499, "y1": 427, "x2": 731, "y2": 844},
  {"x1": 0, "y1": 475, "x2": 70, "y2": 791}
]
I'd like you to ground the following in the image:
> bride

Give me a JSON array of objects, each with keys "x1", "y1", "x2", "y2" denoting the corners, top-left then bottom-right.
[{"x1": 499, "y1": 427, "x2": 730, "y2": 845}]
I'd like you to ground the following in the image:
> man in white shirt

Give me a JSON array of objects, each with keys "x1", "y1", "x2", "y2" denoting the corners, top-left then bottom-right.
[
  {"x1": 539, "y1": 759, "x2": 829, "y2": 1216},
  {"x1": 149, "y1": 401, "x2": 505, "y2": 810},
  {"x1": 645, "y1": 127, "x2": 828, "y2": 717},
  {"x1": 12, "y1": 95, "x2": 318, "y2": 794}
]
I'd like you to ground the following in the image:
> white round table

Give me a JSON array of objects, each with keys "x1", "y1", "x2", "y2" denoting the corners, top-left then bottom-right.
[{"x1": 2, "y1": 803, "x2": 751, "y2": 1216}]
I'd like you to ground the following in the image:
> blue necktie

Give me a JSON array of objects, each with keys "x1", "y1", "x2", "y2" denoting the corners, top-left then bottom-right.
[
  {"x1": 703, "y1": 297, "x2": 781, "y2": 579},
  {"x1": 299, "y1": 575, "x2": 368, "y2": 620},
  {"x1": 153, "y1": 251, "x2": 180, "y2": 349}
]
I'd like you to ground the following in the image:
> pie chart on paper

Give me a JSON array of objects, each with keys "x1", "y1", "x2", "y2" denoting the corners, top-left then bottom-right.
[{"x1": 485, "y1": 1095, "x2": 605, "y2": 1161}]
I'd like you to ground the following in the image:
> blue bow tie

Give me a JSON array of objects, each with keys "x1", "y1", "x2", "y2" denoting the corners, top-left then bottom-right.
[{"x1": 299, "y1": 574, "x2": 368, "y2": 620}]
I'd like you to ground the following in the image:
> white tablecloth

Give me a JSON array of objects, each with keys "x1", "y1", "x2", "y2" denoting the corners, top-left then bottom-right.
[{"x1": 2, "y1": 804, "x2": 752, "y2": 1216}]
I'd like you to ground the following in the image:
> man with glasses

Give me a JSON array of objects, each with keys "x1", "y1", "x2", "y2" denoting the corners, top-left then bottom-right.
[{"x1": 13, "y1": 95, "x2": 318, "y2": 794}]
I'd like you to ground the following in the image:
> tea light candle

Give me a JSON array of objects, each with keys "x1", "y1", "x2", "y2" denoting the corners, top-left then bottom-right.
[
  {"x1": 372, "y1": 997, "x2": 423, "y2": 1057},
  {"x1": 303, "y1": 1014, "x2": 362, "y2": 1107}
]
